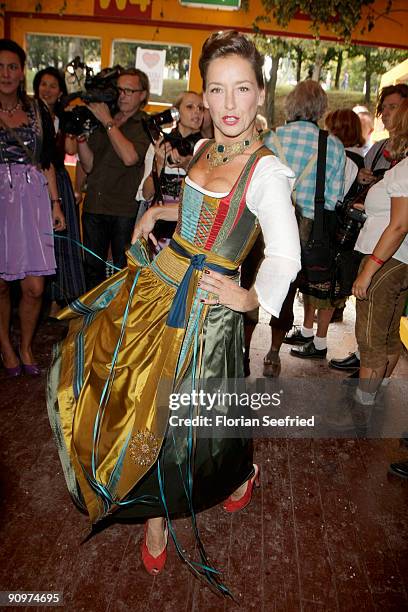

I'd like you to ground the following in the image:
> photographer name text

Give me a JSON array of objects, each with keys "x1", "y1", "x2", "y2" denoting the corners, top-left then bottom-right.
[{"x1": 169, "y1": 414, "x2": 315, "y2": 428}]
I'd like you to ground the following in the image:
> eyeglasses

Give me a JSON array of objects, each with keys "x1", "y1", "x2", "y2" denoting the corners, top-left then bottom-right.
[{"x1": 117, "y1": 86, "x2": 144, "y2": 96}]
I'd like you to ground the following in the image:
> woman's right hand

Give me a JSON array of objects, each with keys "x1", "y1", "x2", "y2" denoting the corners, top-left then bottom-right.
[
  {"x1": 166, "y1": 147, "x2": 192, "y2": 170},
  {"x1": 131, "y1": 208, "x2": 158, "y2": 246}
]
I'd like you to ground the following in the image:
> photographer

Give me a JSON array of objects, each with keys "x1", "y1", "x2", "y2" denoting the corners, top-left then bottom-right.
[
  {"x1": 142, "y1": 91, "x2": 203, "y2": 248},
  {"x1": 77, "y1": 68, "x2": 151, "y2": 289}
]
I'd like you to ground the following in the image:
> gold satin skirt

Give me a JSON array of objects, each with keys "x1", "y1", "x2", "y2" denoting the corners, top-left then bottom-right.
[{"x1": 47, "y1": 237, "x2": 253, "y2": 523}]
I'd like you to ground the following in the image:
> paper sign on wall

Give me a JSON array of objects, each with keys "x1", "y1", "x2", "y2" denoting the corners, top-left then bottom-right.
[
  {"x1": 136, "y1": 48, "x2": 166, "y2": 96},
  {"x1": 180, "y1": 0, "x2": 241, "y2": 9}
]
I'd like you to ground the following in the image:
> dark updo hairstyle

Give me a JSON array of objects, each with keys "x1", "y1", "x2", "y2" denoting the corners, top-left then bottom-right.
[
  {"x1": 33, "y1": 67, "x2": 68, "y2": 117},
  {"x1": 0, "y1": 38, "x2": 30, "y2": 109},
  {"x1": 199, "y1": 30, "x2": 264, "y2": 90},
  {"x1": 376, "y1": 83, "x2": 408, "y2": 117}
]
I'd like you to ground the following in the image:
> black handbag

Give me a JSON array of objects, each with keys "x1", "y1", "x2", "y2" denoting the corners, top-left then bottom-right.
[
  {"x1": 332, "y1": 249, "x2": 364, "y2": 298},
  {"x1": 299, "y1": 130, "x2": 337, "y2": 284}
]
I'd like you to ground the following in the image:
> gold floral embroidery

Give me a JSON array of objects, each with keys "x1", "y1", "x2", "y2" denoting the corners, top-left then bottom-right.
[{"x1": 129, "y1": 430, "x2": 160, "y2": 466}]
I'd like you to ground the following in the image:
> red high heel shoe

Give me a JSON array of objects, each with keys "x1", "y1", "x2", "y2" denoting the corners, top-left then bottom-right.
[
  {"x1": 222, "y1": 464, "x2": 260, "y2": 513},
  {"x1": 141, "y1": 522, "x2": 168, "y2": 575}
]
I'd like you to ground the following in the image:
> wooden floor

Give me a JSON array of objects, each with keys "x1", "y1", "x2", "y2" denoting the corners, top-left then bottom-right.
[{"x1": 1, "y1": 300, "x2": 408, "y2": 612}]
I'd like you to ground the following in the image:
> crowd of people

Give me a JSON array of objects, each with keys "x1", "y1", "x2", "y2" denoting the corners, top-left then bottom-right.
[{"x1": 1, "y1": 32, "x2": 407, "y2": 592}]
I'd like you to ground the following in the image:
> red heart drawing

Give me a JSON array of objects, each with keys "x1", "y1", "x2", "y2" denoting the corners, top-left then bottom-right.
[{"x1": 142, "y1": 52, "x2": 160, "y2": 68}]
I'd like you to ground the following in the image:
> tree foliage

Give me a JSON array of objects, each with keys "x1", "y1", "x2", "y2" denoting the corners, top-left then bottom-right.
[
  {"x1": 257, "y1": 0, "x2": 393, "y2": 40},
  {"x1": 253, "y1": 28, "x2": 406, "y2": 126},
  {"x1": 347, "y1": 44, "x2": 407, "y2": 102},
  {"x1": 26, "y1": 34, "x2": 100, "y2": 72},
  {"x1": 254, "y1": 35, "x2": 290, "y2": 124}
]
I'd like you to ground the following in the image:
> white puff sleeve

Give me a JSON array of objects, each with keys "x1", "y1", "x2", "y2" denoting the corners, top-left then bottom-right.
[
  {"x1": 246, "y1": 156, "x2": 301, "y2": 317},
  {"x1": 383, "y1": 158, "x2": 408, "y2": 197}
]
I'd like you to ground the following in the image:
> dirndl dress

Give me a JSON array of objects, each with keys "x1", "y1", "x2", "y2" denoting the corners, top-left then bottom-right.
[
  {"x1": 47, "y1": 144, "x2": 275, "y2": 588},
  {"x1": 0, "y1": 102, "x2": 56, "y2": 281}
]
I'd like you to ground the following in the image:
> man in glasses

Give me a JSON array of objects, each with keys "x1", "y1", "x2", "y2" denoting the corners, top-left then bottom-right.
[{"x1": 77, "y1": 68, "x2": 151, "y2": 289}]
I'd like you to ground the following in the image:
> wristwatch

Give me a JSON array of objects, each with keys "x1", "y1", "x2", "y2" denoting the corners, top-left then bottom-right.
[{"x1": 105, "y1": 121, "x2": 114, "y2": 132}]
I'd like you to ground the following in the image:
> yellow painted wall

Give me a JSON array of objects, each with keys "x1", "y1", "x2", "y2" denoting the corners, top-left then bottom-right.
[
  {"x1": 380, "y1": 58, "x2": 408, "y2": 88},
  {"x1": 5, "y1": 0, "x2": 408, "y2": 48},
  {"x1": 7, "y1": 0, "x2": 408, "y2": 109},
  {"x1": 11, "y1": 17, "x2": 205, "y2": 82},
  {"x1": 401, "y1": 318, "x2": 408, "y2": 351},
  {"x1": 9, "y1": 17, "x2": 208, "y2": 108}
]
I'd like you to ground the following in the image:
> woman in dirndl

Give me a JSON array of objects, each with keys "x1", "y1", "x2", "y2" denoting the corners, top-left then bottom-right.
[
  {"x1": 0, "y1": 39, "x2": 65, "y2": 377},
  {"x1": 47, "y1": 31, "x2": 300, "y2": 593}
]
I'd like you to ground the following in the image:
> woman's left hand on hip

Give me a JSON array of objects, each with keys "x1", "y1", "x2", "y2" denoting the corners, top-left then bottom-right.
[{"x1": 198, "y1": 269, "x2": 258, "y2": 312}]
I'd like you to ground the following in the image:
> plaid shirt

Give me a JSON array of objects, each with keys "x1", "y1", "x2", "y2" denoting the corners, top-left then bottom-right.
[{"x1": 264, "y1": 121, "x2": 345, "y2": 220}]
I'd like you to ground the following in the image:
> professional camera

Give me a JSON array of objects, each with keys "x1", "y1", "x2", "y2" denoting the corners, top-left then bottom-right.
[
  {"x1": 372, "y1": 167, "x2": 386, "y2": 181},
  {"x1": 335, "y1": 197, "x2": 367, "y2": 251},
  {"x1": 143, "y1": 107, "x2": 179, "y2": 141},
  {"x1": 165, "y1": 131, "x2": 201, "y2": 161},
  {"x1": 59, "y1": 58, "x2": 121, "y2": 136},
  {"x1": 142, "y1": 107, "x2": 200, "y2": 160}
]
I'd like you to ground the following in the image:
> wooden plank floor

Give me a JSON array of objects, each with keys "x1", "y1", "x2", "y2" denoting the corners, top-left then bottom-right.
[{"x1": 1, "y1": 300, "x2": 407, "y2": 612}]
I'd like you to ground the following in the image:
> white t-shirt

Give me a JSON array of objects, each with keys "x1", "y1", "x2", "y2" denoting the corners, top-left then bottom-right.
[
  {"x1": 355, "y1": 157, "x2": 408, "y2": 264},
  {"x1": 185, "y1": 150, "x2": 301, "y2": 317}
]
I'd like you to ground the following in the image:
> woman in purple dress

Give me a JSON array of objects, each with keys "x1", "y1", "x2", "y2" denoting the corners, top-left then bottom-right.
[{"x1": 0, "y1": 39, "x2": 65, "y2": 376}]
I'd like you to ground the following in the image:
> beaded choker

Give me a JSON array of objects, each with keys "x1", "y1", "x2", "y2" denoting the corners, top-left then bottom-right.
[
  {"x1": 206, "y1": 133, "x2": 261, "y2": 169},
  {"x1": 0, "y1": 101, "x2": 21, "y2": 116}
]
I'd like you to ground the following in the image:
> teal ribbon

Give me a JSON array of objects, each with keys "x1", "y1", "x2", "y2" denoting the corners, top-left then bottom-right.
[
  {"x1": 166, "y1": 239, "x2": 237, "y2": 329},
  {"x1": 50, "y1": 233, "x2": 121, "y2": 272}
]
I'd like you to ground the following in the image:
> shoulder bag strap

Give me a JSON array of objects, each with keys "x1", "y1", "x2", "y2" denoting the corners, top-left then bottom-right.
[
  {"x1": 370, "y1": 140, "x2": 387, "y2": 171},
  {"x1": 311, "y1": 129, "x2": 328, "y2": 243},
  {"x1": 294, "y1": 152, "x2": 318, "y2": 189},
  {"x1": 265, "y1": 129, "x2": 317, "y2": 206},
  {"x1": 265, "y1": 130, "x2": 288, "y2": 166}
]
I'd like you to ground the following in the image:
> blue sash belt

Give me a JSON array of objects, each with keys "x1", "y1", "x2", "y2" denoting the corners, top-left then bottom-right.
[{"x1": 166, "y1": 239, "x2": 237, "y2": 329}]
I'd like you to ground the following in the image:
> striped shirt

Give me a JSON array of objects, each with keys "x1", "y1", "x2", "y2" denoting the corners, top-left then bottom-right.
[{"x1": 264, "y1": 121, "x2": 345, "y2": 220}]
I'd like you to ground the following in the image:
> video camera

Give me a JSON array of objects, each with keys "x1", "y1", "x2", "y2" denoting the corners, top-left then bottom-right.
[
  {"x1": 59, "y1": 58, "x2": 122, "y2": 136},
  {"x1": 142, "y1": 108, "x2": 199, "y2": 159}
]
